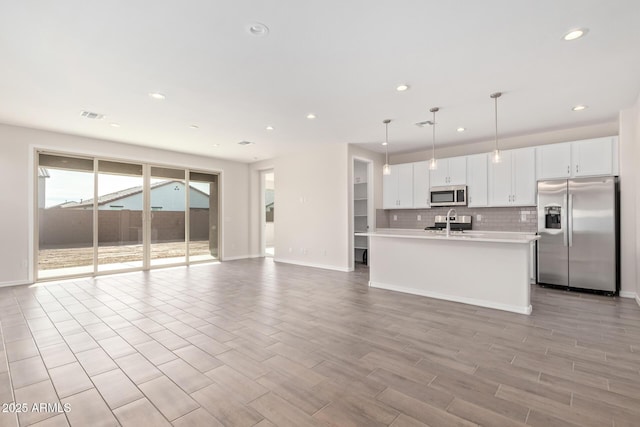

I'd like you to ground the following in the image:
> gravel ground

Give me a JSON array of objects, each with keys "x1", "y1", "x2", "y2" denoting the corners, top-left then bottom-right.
[{"x1": 38, "y1": 241, "x2": 215, "y2": 270}]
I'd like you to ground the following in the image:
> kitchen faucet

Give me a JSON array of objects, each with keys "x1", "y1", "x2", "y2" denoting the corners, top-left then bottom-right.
[{"x1": 446, "y1": 208, "x2": 457, "y2": 237}]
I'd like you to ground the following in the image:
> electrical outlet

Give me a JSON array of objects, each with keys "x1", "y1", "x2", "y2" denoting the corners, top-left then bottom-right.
[
  {"x1": 393, "y1": 215, "x2": 397, "y2": 221},
  {"x1": 476, "y1": 214, "x2": 482, "y2": 221},
  {"x1": 288, "y1": 247, "x2": 293, "y2": 253},
  {"x1": 417, "y1": 215, "x2": 421, "y2": 221},
  {"x1": 21, "y1": 259, "x2": 28, "y2": 268}
]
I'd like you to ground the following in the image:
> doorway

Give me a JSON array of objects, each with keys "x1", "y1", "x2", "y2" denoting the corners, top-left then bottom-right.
[
  {"x1": 261, "y1": 170, "x2": 275, "y2": 257},
  {"x1": 353, "y1": 158, "x2": 373, "y2": 270}
]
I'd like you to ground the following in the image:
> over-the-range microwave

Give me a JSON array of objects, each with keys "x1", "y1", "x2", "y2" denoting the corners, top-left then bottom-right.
[{"x1": 430, "y1": 185, "x2": 467, "y2": 207}]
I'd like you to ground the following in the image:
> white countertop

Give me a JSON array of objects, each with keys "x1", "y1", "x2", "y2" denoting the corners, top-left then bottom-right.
[{"x1": 356, "y1": 228, "x2": 539, "y2": 244}]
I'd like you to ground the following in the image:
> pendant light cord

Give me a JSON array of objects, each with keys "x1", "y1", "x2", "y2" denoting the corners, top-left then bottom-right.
[
  {"x1": 490, "y1": 92, "x2": 502, "y2": 154},
  {"x1": 385, "y1": 121, "x2": 389, "y2": 164},
  {"x1": 432, "y1": 109, "x2": 436, "y2": 161},
  {"x1": 494, "y1": 95, "x2": 498, "y2": 152}
]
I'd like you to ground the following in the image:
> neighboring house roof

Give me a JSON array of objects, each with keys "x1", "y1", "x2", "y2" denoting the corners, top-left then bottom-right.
[{"x1": 55, "y1": 180, "x2": 208, "y2": 209}]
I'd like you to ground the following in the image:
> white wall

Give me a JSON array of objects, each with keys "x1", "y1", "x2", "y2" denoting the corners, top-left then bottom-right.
[
  {"x1": 0, "y1": 123, "x2": 250, "y2": 286},
  {"x1": 619, "y1": 106, "x2": 638, "y2": 298},
  {"x1": 623, "y1": 92, "x2": 640, "y2": 303},
  {"x1": 249, "y1": 144, "x2": 350, "y2": 271}
]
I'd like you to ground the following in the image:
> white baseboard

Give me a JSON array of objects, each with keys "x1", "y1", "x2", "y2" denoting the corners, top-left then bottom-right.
[
  {"x1": 274, "y1": 258, "x2": 351, "y2": 272},
  {"x1": 221, "y1": 254, "x2": 253, "y2": 261},
  {"x1": 0, "y1": 280, "x2": 30, "y2": 288},
  {"x1": 369, "y1": 281, "x2": 532, "y2": 315},
  {"x1": 619, "y1": 291, "x2": 637, "y2": 299}
]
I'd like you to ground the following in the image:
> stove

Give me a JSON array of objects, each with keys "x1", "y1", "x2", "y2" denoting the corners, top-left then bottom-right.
[{"x1": 425, "y1": 215, "x2": 472, "y2": 231}]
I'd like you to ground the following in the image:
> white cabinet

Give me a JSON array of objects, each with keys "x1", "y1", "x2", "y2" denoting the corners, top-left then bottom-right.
[
  {"x1": 466, "y1": 153, "x2": 488, "y2": 207},
  {"x1": 536, "y1": 136, "x2": 618, "y2": 180},
  {"x1": 536, "y1": 142, "x2": 571, "y2": 179},
  {"x1": 430, "y1": 156, "x2": 467, "y2": 186},
  {"x1": 383, "y1": 163, "x2": 414, "y2": 209},
  {"x1": 412, "y1": 161, "x2": 430, "y2": 209},
  {"x1": 488, "y1": 147, "x2": 536, "y2": 206},
  {"x1": 572, "y1": 137, "x2": 615, "y2": 177}
]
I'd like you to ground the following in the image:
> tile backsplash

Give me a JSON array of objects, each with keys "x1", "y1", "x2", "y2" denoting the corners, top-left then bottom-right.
[{"x1": 377, "y1": 206, "x2": 538, "y2": 233}]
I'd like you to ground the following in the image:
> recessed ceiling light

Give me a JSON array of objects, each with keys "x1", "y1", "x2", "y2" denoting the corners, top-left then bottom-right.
[
  {"x1": 457, "y1": 127, "x2": 466, "y2": 132},
  {"x1": 306, "y1": 113, "x2": 316, "y2": 119},
  {"x1": 381, "y1": 142, "x2": 388, "y2": 146},
  {"x1": 189, "y1": 125, "x2": 199, "y2": 129},
  {"x1": 396, "y1": 84, "x2": 410, "y2": 92},
  {"x1": 572, "y1": 104, "x2": 588, "y2": 111},
  {"x1": 265, "y1": 125, "x2": 274, "y2": 131},
  {"x1": 563, "y1": 28, "x2": 588, "y2": 41},
  {"x1": 148, "y1": 92, "x2": 166, "y2": 100},
  {"x1": 213, "y1": 144, "x2": 220, "y2": 147},
  {"x1": 247, "y1": 22, "x2": 269, "y2": 37},
  {"x1": 110, "y1": 123, "x2": 120, "y2": 128}
]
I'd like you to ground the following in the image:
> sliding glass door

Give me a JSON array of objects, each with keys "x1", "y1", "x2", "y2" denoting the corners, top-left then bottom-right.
[
  {"x1": 36, "y1": 152, "x2": 219, "y2": 280},
  {"x1": 189, "y1": 171, "x2": 219, "y2": 262},
  {"x1": 150, "y1": 167, "x2": 187, "y2": 266},
  {"x1": 97, "y1": 160, "x2": 144, "y2": 272},
  {"x1": 37, "y1": 154, "x2": 95, "y2": 279}
]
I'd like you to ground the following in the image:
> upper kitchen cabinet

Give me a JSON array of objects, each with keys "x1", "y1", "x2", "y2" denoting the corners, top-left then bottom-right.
[
  {"x1": 536, "y1": 136, "x2": 618, "y2": 180},
  {"x1": 572, "y1": 136, "x2": 617, "y2": 177},
  {"x1": 466, "y1": 153, "x2": 488, "y2": 207},
  {"x1": 383, "y1": 163, "x2": 414, "y2": 209},
  {"x1": 536, "y1": 142, "x2": 571, "y2": 179},
  {"x1": 412, "y1": 161, "x2": 430, "y2": 209},
  {"x1": 430, "y1": 156, "x2": 467, "y2": 187},
  {"x1": 488, "y1": 147, "x2": 536, "y2": 206}
]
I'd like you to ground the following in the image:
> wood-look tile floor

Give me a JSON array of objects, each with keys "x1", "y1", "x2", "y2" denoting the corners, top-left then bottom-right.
[{"x1": 1, "y1": 258, "x2": 639, "y2": 427}]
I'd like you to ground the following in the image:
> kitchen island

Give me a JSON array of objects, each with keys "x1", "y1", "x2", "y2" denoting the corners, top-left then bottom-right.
[{"x1": 357, "y1": 229, "x2": 540, "y2": 315}]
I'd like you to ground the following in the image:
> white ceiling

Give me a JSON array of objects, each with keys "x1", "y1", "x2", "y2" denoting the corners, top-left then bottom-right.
[{"x1": 1, "y1": 1, "x2": 639, "y2": 163}]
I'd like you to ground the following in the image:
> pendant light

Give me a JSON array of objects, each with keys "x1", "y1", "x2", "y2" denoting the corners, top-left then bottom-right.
[
  {"x1": 428, "y1": 107, "x2": 439, "y2": 170},
  {"x1": 490, "y1": 92, "x2": 502, "y2": 163},
  {"x1": 382, "y1": 119, "x2": 391, "y2": 175}
]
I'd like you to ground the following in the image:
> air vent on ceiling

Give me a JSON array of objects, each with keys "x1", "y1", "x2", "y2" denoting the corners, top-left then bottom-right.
[
  {"x1": 80, "y1": 111, "x2": 105, "y2": 120},
  {"x1": 415, "y1": 120, "x2": 433, "y2": 127},
  {"x1": 238, "y1": 141, "x2": 255, "y2": 145}
]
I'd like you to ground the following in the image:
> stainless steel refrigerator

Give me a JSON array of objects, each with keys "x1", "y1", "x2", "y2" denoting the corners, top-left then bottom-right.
[{"x1": 537, "y1": 177, "x2": 619, "y2": 294}]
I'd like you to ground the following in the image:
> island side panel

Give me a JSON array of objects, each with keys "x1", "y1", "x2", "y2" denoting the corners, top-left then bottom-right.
[{"x1": 368, "y1": 236, "x2": 531, "y2": 314}]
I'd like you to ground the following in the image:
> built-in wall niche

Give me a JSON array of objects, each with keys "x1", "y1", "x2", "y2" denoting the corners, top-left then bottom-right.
[{"x1": 353, "y1": 159, "x2": 370, "y2": 266}]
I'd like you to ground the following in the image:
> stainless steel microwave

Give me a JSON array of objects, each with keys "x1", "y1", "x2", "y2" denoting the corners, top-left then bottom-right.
[{"x1": 430, "y1": 185, "x2": 467, "y2": 206}]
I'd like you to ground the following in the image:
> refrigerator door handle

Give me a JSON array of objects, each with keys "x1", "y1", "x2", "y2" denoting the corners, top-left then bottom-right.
[
  {"x1": 568, "y1": 193, "x2": 573, "y2": 247},
  {"x1": 562, "y1": 194, "x2": 568, "y2": 247}
]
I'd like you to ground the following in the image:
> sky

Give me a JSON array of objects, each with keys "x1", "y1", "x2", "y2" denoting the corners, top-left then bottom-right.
[{"x1": 43, "y1": 169, "x2": 210, "y2": 207}]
